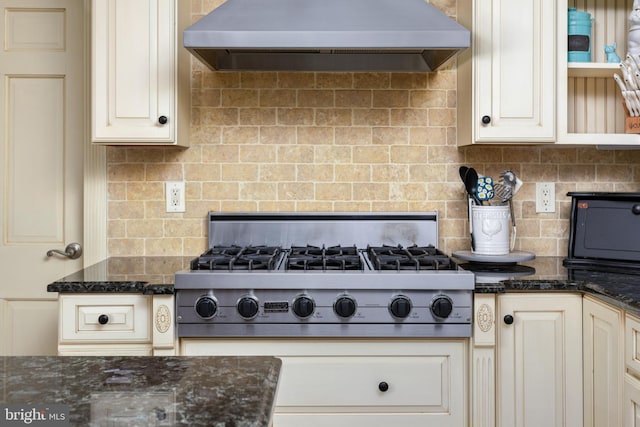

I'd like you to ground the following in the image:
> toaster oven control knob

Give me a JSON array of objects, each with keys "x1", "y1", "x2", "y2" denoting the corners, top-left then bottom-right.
[
  {"x1": 389, "y1": 296, "x2": 412, "y2": 319},
  {"x1": 195, "y1": 296, "x2": 217, "y2": 319},
  {"x1": 334, "y1": 296, "x2": 357, "y2": 318},
  {"x1": 237, "y1": 296, "x2": 259, "y2": 319},
  {"x1": 430, "y1": 296, "x2": 453, "y2": 319},
  {"x1": 292, "y1": 296, "x2": 315, "y2": 319}
]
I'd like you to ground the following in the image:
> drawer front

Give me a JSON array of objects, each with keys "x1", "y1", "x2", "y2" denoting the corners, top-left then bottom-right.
[
  {"x1": 60, "y1": 295, "x2": 150, "y2": 343},
  {"x1": 180, "y1": 338, "x2": 466, "y2": 421},
  {"x1": 277, "y1": 356, "x2": 453, "y2": 411}
]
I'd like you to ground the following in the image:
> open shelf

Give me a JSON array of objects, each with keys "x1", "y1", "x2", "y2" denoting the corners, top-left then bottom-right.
[
  {"x1": 568, "y1": 62, "x2": 621, "y2": 78},
  {"x1": 559, "y1": 0, "x2": 640, "y2": 145}
]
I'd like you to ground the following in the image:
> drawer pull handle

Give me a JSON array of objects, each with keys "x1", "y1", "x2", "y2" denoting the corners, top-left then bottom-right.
[
  {"x1": 504, "y1": 314, "x2": 514, "y2": 325},
  {"x1": 98, "y1": 314, "x2": 109, "y2": 325},
  {"x1": 378, "y1": 381, "x2": 389, "y2": 392},
  {"x1": 632, "y1": 204, "x2": 640, "y2": 215}
]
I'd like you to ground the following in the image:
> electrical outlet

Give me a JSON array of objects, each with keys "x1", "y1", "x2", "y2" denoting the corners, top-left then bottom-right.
[
  {"x1": 166, "y1": 181, "x2": 185, "y2": 213},
  {"x1": 536, "y1": 182, "x2": 555, "y2": 213}
]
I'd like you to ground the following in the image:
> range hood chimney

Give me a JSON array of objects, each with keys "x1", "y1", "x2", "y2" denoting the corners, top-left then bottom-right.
[{"x1": 184, "y1": 0, "x2": 470, "y2": 72}]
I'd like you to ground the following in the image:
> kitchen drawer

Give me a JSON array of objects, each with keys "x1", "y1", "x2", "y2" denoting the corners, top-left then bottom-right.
[
  {"x1": 60, "y1": 295, "x2": 151, "y2": 343},
  {"x1": 277, "y1": 355, "x2": 452, "y2": 411},
  {"x1": 626, "y1": 314, "x2": 640, "y2": 379},
  {"x1": 181, "y1": 338, "x2": 466, "y2": 425}
]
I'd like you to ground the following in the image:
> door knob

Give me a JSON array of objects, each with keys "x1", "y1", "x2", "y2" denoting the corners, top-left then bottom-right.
[{"x1": 46, "y1": 242, "x2": 82, "y2": 259}]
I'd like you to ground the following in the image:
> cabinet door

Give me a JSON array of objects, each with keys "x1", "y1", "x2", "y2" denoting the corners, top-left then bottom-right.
[
  {"x1": 472, "y1": 0, "x2": 556, "y2": 142},
  {"x1": 625, "y1": 375, "x2": 640, "y2": 427},
  {"x1": 583, "y1": 296, "x2": 623, "y2": 427},
  {"x1": 497, "y1": 294, "x2": 582, "y2": 427},
  {"x1": 92, "y1": 0, "x2": 175, "y2": 143}
]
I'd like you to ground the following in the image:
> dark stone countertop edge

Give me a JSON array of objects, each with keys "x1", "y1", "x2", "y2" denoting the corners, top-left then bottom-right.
[
  {"x1": 47, "y1": 282, "x2": 174, "y2": 295},
  {"x1": 476, "y1": 279, "x2": 640, "y2": 319}
]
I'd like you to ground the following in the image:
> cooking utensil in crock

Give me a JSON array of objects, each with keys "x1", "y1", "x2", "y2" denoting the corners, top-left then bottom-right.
[
  {"x1": 464, "y1": 167, "x2": 482, "y2": 206},
  {"x1": 459, "y1": 166, "x2": 475, "y2": 250},
  {"x1": 498, "y1": 172, "x2": 518, "y2": 250},
  {"x1": 475, "y1": 176, "x2": 494, "y2": 202}
]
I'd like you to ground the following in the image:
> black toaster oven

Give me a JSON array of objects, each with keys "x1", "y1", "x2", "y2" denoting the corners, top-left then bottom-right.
[{"x1": 564, "y1": 192, "x2": 640, "y2": 271}]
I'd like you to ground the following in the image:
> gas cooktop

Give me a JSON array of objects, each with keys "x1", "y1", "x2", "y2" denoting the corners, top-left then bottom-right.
[{"x1": 175, "y1": 213, "x2": 474, "y2": 338}]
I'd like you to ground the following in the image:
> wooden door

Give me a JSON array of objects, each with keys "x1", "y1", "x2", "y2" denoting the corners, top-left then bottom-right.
[
  {"x1": 497, "y1": 293, "x2": 582, "y2": 427},
  {"x1": 0, "y1": 0, "x2": 85, "y2": 354}
]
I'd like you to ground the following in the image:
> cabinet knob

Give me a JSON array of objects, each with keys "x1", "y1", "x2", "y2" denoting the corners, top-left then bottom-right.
[
  {"x1": 481, "y1": 115, "x2": 491, "y2": 125},
  {"x1": 378, "y1": 381, "x2": 389, "y2": 392},
  {"x1": 98, "y1": 314, "x2": 109, "y2": 325},
  {"x1": 632, "y1": 204, "x2": 640, "y2": 215},
  {"x1": 503, "y1": 314, "x2": 514, "y2": 325},
  {"x1": 158, "y1": 116, "x2": 168, "y2": 125}
]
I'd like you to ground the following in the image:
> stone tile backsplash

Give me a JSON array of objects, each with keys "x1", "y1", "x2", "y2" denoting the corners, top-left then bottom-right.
[{"x1": 105, "y1": 0, "x2": 640, "y2": 258}]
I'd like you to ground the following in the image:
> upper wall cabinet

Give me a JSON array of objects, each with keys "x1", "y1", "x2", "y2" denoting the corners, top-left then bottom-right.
[
  {"x1": 91, "y1": 0, "x2": 189, "y2": 146},
  {"x1": 457, "y1": 0, "x2": 557, "y2": 145},
  {"x1": 558, "y1": 0, "x2": 639, "y2": 146},
  {"x1": 459, "y1": 0, "x2": 640, "y2": 147}
]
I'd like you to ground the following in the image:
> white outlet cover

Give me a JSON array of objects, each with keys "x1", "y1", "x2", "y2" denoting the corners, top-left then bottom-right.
[
  {"x1": 535, "y1": 182, "x2": 555, "y2": 213},
  {"x1": 166, "y1": 181, "x2": 186, "y2": 213}
]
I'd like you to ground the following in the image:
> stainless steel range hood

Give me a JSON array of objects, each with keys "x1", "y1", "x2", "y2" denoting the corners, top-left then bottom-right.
[{"x1": 183, "y1": 0, "x2": 470, "y2": 72}]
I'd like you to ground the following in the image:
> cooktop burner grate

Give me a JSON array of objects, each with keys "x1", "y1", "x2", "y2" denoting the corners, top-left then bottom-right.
[
  {"x1": 287, "y1": 245, "x2": 363, "y2": 271},
  {"x1": 191, "y1": 245, "x2": 283, "y2": 271},
  {"x1": 367, "y1": 244, "x2": 453, "y2": 271}
]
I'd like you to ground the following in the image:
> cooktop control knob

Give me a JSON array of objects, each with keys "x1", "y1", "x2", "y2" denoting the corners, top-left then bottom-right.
[
  {"x1": 195, "y1": 296, "x2": 217, "y2": 319},
  {"x1": 431, "y1": 295, "x2": 453, "y2": 319},
  {"x1": 334, "y1": 295, "x2": 357, "y2": 318},
  {"x1": 389, "y1": 295, "x2": 412, "y2": 319},
  {"x1": 292, "y1": 295, "x2": 315, "y2": 319},
  {"x1": 237, "y1": 296, "x2": 259, "y2": 319}
]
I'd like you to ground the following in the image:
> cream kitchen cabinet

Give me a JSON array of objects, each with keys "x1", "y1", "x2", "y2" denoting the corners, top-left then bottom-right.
[
  {"x1": 457, "y1": 0, "x2": 557, "y2": 144},
  {"x1": 497, "y1": 293, "x2": 582, "y2": 427},
  {"x1": 458, "y1": 0, "x2": 640, "y2": 146},
  {"x1": 583, "y1": 295, "x2": 623, "y2": 427},
  {"x1": 181, "y1": 339, "x2": 468, "y2": 427},
  {"x1": 625, "y1": 313, "x2": 640, "y2": 426},
  {"x1": 557, "y1": 0, "x2": 640, "y2": 146},
  {"x1": 57, "y1": 294, "x2": 175, "y2": 356},
  {"x1": 91, "y1": 0, "x2": 190, "y2": 146}
]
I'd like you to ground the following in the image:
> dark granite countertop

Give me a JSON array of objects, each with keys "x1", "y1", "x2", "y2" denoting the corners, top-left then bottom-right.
[
  {"x1": 460, "y1": 256, "x2": 640, "y2": 318},
  {"x1": 46, "y1": 257, "x2": 192, "y2": 294},
  {"x1": 48, "y1": 256, "x2": 640, "y2": 319},
  {"x1": 0, "y1": 356, "x2": 280, "y2": 426}
]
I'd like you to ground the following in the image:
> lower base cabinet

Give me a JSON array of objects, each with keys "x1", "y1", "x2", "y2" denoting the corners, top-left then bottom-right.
[
  {"x1": 625, "y1": 314, "x2": 640, "y2": 427},
  {"x1": 56, "y1": 294, "x2": 176, "y2": 356},
  {"x1": 625, "y1": 375, "x2": 640, "y2": 427},
  {"x1": 497, "y1": 293, "x2": 583, "y2": 427},
  {"x1": 181, "y1": 339, "x2": 468, "y2": 427},
  {"x1": 583, "y1": 295, "x2": 623, "y2": 427}
]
